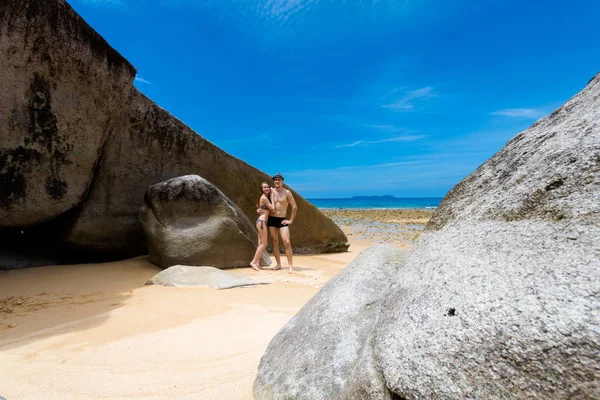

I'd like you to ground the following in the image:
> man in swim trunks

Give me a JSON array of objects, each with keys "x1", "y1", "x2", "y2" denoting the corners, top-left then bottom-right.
[{"x1": 266, "y1": 173, "x2": 297, "y2": 273}]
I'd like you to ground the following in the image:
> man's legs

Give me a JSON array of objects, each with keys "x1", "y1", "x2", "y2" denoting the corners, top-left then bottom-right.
[
  {"x1": 279, "y1": 226, "x2": 293, "y2": 273},
  {"x1": 269, "y1": 226, "x2": 282, "y2": 269}
]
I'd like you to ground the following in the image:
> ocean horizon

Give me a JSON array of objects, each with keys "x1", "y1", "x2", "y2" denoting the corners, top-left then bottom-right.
[{"x1": 307, "y1": 197, "x2": 443, "y2": 210}]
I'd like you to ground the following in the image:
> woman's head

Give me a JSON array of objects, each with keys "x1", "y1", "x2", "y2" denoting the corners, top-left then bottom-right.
[
  {"x1": 260, "y1": 182, "x2": 271, "y2": 195},
  {"x1": 257, "y1": 182, "x2": 271, "y2": 208}
]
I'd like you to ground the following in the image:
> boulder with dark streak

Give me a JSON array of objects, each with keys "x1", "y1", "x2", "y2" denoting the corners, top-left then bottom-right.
[
  {"x1": 0, "y1": 0, "x2": 348, "y2": 269},
  {"x1": 0, "y1": 0, "x2": 135, "y2": 226}
]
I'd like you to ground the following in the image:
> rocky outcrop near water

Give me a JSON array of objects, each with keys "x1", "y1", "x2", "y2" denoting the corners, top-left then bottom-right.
[
  {"x1": 140, "y1": 175, "x2": 271, "y2": 269},
  {"x1": 0, "y1": 0, "x2": 348, "y2": 269},
  {"x1": 254, "y1": 74, "x2": 600, "y2": 399}
]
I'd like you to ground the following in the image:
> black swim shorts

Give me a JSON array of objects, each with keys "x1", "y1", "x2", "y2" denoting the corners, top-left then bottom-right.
[{"x1": 267, "y1": 216, "x2": 287, "y2": 228}]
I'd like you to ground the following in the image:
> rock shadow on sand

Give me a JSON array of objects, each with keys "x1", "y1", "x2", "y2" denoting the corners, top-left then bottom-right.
[{"x1": 0, "y1": 256, "x2": 160, "y2": 351}]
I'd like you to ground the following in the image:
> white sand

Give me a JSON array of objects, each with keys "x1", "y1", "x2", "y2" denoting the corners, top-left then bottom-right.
[{"x1": 0, "y1": 241, "x2": 375, "y2": 399}]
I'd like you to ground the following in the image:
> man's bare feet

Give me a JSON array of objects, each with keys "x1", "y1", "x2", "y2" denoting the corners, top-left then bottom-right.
[
  {"x1": 250, "y1": 262, "x2": 261, "y2": 271},
  {"x1": 289, "y1": 266, "x2": 294, "y2": 274}
]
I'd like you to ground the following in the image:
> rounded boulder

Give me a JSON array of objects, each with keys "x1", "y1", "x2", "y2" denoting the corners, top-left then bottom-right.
[{"x1": 139, "y1": 175, "x2": 270, "y2": 269}]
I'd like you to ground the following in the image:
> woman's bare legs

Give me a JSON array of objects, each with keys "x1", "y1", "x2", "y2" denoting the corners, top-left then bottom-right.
[{"x1": 250, "y1": 221, "x2": 268, "y2": 271}]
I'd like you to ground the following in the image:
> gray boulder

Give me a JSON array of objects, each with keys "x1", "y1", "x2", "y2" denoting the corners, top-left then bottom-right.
[
  {"x1": 146, "y1": 265, "x2": 269, "y2": 289},
  {"x1": 140, "y1": 175, "x2": 271, "y2": 269},
  {"x1": 0, "y1": 0, "x2": 348, "y2": 269},
  {"x1": 254, "y1": 245, "x2": 406, "y2": 400},
  {"x1": 255, "y1": 73, "x2": 600, "y2": 399}
]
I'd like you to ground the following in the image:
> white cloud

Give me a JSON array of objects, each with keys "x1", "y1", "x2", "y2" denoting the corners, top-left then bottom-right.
[
  {"x1": 134, "y1": 76, "x2": 152, "y2": 85},
  {"x1": 158, "y1": 0, "x2": 428, "y2": 47},
  {"x1": 491, "y1": 108, "x2": 546, "y2": 119},
  {"x1": 190, "y1": 0, "x2": 321, "y2": 28},
  {"x1": 382, "y1": 86, "x2": 437, "y2": 110},
  {"x1": 381, "y1": 86, "x2": 406, "y2": 101},
  {"x1": 361, "y1": 124, "x2": 409, "y2": 133},
  {"x1": 335, "y1": 134, "x2": 426, "y2": 148},
  {"x1": 265, "y1": 0, "x2": 317, "y2": 19}
]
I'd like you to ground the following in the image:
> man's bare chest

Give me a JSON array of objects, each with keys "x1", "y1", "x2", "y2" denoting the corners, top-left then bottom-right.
[{"x1": 273, "y1": 190, "x2": 288, "y2": 205}]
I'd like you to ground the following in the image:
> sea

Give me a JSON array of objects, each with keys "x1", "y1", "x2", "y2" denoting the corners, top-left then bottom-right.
[{"x1": 307, "y1": 197, "x2": 443, "y2": 210}]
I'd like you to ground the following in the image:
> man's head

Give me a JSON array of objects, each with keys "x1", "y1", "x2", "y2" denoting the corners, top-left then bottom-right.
[{"x1": 272, "y1": 173, "x2": 284, "y2": 188}]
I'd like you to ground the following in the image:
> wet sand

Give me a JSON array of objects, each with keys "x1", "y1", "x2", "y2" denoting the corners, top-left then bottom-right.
[{"x1": 0, "y1": 209, "x2": 431, "y2": 400}]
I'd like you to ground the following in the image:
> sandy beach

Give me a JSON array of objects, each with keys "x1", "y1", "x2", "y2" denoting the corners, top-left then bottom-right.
[{"x1": 0, "y1": 209, "x2": 431, "y2": 400}]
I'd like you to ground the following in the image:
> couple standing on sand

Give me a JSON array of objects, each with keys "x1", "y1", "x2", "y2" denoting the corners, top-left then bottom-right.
[{"x1": 250, "y1": 173, "x2": 297, "y2": 273}]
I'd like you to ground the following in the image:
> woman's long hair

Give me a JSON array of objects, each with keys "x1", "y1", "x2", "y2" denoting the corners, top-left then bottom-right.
[{"x1": 257, "y1": 182, "x2": 271, "y2": 208}]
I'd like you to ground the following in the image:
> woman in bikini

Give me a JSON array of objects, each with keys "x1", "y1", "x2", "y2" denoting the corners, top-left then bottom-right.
[{"x1": 250, "y1": 182, "x2": 275, "y2": 271}]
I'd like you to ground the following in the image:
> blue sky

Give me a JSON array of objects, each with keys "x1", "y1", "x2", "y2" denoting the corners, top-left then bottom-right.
[{"x1": 70, "y1": 0, "x2": 599, "y2": 198}]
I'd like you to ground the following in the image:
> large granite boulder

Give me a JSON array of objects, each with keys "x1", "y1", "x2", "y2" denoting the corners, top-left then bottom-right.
[
  {"x1": 255, "y1": 74, "x2": 600, "y2": 399},
  {"x1": 0, "y1": 0, "x2": 135, "y2": 225},
  {"x1": 254, "y1": 245, "x2": 406, "y2": 399},
  {"x1": 140, "y1": 175, "x2": 271, "y2": 269},
  {"x1": 0, "y1": 0, "x2": 348, "y2": 268}
]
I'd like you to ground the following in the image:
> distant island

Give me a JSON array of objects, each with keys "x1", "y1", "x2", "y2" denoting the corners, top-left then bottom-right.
[{"x1": 350, "y1": 195, "x2": 397, "y2": 200}]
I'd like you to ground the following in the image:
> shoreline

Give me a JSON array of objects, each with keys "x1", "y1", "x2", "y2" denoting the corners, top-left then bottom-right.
[{"x1": 316, "y1": 207, "x2": 437, "y2": 211}]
